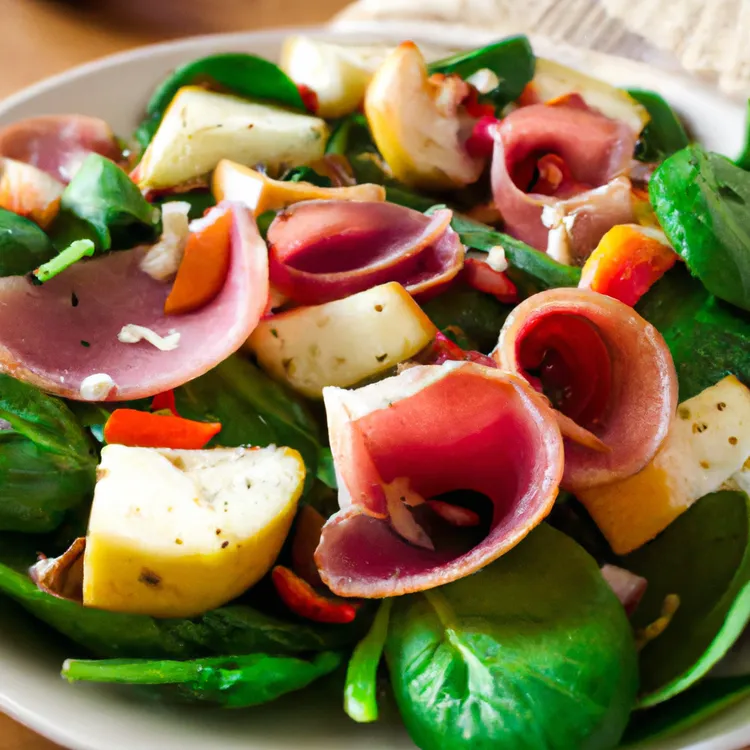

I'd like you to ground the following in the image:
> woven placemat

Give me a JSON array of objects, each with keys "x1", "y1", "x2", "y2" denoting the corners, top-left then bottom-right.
[{"x1": 336, "y1": 0, "x2": 749, "y2": 97}]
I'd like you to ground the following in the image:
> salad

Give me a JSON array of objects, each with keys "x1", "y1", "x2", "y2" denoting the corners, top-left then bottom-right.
[{"x1": 0, "y1": 33, "x2": 748, "y2": 750}]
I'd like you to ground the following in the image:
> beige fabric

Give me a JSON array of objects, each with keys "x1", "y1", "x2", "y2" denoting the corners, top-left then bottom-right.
[{"x1": 336, "y1": 0, "x2": 749, "y2": 97}]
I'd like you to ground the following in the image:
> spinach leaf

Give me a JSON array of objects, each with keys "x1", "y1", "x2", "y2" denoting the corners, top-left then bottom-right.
[
  {"x1": 316, "y1": 446, "x2": 337, "y2": 490},
  {"x1": 52, "y1": 153, "x2": 161, "y2": 252},
  {"x1": 136, "y1": 53, "x2": 306, "y2": 151},
  {"x1": 281, "y1": 165, "x2": 332, "y2": 187},
  {"x1": 174, "y1": 356, "x2": 321, "y2": 490},
  {"x1": 736, "y1": 99, "x2": 750, "y2": 170},
  {"x1": 438, "y1": 210, "x2": 582, "y2": 293},
  {"x1": 421, "y1": 285, "x2": 511, "y2": 352},
  {"x1": 385, "y1": 524, "x2": 638, "y2": 750},
  {"x1": 636, "y1": 266, "x2": 750, "y2": 400},
  {"x1": 621, "y1": 675, "x2": 750, "y2": 747},
  {"x1": 627, "y1": 89, "x2": 689, "y2": 163},
  {"x1": 62, "y1": 651, "x2": 342, "y2": 707},
  {"x1": 344, "y1": 599, "x2": 393, "y2": 723},
  {"x1": 428, "y1": 36, "x2": 535, "y2": 110},
  {"x1": 649, "y1": 144, "x2": 750, "y2": 312},
  {"x1": 623, "y1": 491, "x2": 750, "y2": 707},
  {"x1": 0, "y1": 538, "x2": 362, "y2": 659},
  {"x1": 0, "y1": 208, "x2": 56, "y2": 276},
  {"x1": 152, "y1": 190, "x2": 215, "y2": 221}
]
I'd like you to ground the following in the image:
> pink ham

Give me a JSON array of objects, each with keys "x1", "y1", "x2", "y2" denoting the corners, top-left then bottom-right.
[
  {"x1": 494, "y1": 288, "x2": 677, "y2": 491},
  {"x1": 315, "y1": 362, "x2": 564, "y2": 597},
  {"x1": 267, "y1": 201, "x2": 464, "y2": 304},
  {"x1": 600, "y1": 564, "x2": 647, "y2": 616},
  {"x1": 490, "y1": 103, "x2": 637, "y2": 258},
  {"x1": 0, "y1": 115, "x2": 122, "y2": 183},
  {"x1": 0, "y1": 202, "x2": 268, "y2": 400}
]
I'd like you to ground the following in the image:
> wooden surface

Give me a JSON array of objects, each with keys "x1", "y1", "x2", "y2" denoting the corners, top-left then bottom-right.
[{"x1": 1, "y1": 5, "x2": 351, "y2": 750}]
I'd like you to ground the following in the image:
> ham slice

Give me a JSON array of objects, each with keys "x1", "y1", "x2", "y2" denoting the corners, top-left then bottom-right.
[
  {"x1": 0, "y1": 202, "x2": 268, "y2": 400},
  {"x1": 494, "y1": 288, "x2": 677, "y2": 491},
  {"x1": 490, "y1": 103, "x2": 636, "y2": 260},
  {"x1": 315, "y1": 362, "x2": 564, "y2": 597},
  {"x1": 267, "y1": 200, "x2": 464, "y2": 304},
  {"x1": 0, "y1": 115, "x2": 122, "y2": 183},
  {"x1": 600, "y1": 564, "x2": 647, "y2": 616}
]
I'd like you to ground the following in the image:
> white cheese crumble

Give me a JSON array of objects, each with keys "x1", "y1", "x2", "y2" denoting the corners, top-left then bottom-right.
[
  {"x1": 486, "y1": 245, "x2": 508, "y2": 272},
  {"x1": 139, "y1": 201, "x2": 191, "y2": 281},
  {"x1": 80, "y1": 373, "x2": 115, "y2": 401},
  {"x1": 465, "y1": 68, "x2": 500, "y2": 95},
  {"x1": 118, "y1": 324, "x2": 180, "y2": 351},
  {"x1": 546, "y1": 224, "x2": 572, "y2": 265}
]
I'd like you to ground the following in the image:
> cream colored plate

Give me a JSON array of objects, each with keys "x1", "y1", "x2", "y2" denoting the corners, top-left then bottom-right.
[{"x1": 0, "y1": 22, "x2": 747, "y2": 750}]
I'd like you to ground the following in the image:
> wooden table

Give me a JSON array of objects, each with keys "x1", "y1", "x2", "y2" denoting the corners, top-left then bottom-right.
[{"x1": 0, "y1": 2, "x2": 350, "y2": 748}]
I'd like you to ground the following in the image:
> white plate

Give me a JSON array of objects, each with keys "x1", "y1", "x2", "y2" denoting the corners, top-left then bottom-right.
[{"x1": 0, "y1": 22, "x2": 748, "y2": 750}]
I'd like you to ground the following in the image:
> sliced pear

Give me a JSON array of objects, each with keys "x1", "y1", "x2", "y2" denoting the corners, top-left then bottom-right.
[
  {"x1": 533, "y1": 58, "x2": 649, "y2": 135},
  {"x1": 137, "y1": 86, "x2": 329, "y2": 191},
  {"x1": 579, "y1": 376, "x2": 750, "y2": 554},
  {"x1": 83, "y1": 444, "x2": 305, "y2": 618},
  {"x1": 212, "y1": 159, "x2": 385, "y2": 215},
  {"x1": 365, "y1": 42, "x2": 484, "y2": 191},
  {"x1": 247, "y1": 282, "x2": 437, "y2": 398},
  {"x1": 0, "y1": 158, "x2": 63, "y2": 227}
]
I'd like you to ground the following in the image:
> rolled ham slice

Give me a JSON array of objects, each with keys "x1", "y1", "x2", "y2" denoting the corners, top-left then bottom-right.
[
  {"x1": 0, "y1": 115, "x2": 122, "y2": 183},
  {"x1": 494, "y1": 288, "x2": 677, "y2": 491},
  {"x1": 267, "y1": 200, "x2": 464, "y2": 304},
  {"x1": 491, "y1": 103, "x2": 636, "y2": 259},
  {"x1": 315, "y1": 362, "x2": 564, "y2": 597},
  {"x1": 0, "y1": 202, "x2": 268, "y2": 400}
]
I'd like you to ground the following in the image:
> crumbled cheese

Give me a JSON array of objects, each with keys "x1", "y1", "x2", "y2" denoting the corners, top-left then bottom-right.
[
  {"x1": 139, "y1": 201, "x2": 191, "y2": 281},
  {"x1": 80, "y1": 373, "x2": 115, "y2": 401},
  {"x1": 541, "y1": 204, "x2": 564, "y2": 229},
  {"x1": 546, "y1": 224, "x2": 572, "y2": 265},
  {"x1": 486, "y1": 245, "x2": 508, "y2": 272},
  {"x1": 118, "y1": 324, "x2": 180, "y2": 351},
  {"x1": 465, "y1": 68, "x2": 500, "y2": 95},
  {"x1": 188, "y1": 204, "x2": 225, "y2": 234}
]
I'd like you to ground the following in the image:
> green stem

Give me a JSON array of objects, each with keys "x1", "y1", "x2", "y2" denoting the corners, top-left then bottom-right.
[
  {"x1": 62, "y1": 657, "x2": 199, "y2": 685},
  {"x1": 33, "y1": 239, "x2": 95, "y2": 283},
  {"x1": 344, "y1": 598, "x2": 393, "y2": 723}
]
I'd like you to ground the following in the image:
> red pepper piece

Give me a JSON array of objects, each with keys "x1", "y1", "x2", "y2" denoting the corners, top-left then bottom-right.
[
  {"x1": 151, "y1": 389, "x2": 178, "y2": 416},
  {"x1": 104, "y1": 409, "x2": 221, "y2": 450},
  {"x1": 465, "y1": 115, "x2": 499, "y2": 159},
  {"x1": 463, "y1": 86, "x2": 496, "y2": 119},
  {"x1": 296, "y1": 84, "x2": 319, "y2": 114},
  {"x1": 271, "y1": 565, "x2": 359, "y2": 624},
  {"x1": 462, "y1": 257, "x2": 519, "y2": 304},
  {"x1": 429, "y1": 331, "x2": 497, "y2": 369}
]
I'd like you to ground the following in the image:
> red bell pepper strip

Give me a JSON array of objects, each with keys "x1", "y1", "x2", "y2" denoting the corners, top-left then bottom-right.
[
  {"x1": 104, "y1": 409, "x2": 221, "y2": 449},
  {"x1": 465, "y1": 115, "x2": 499, "y2": 159},
  {"x1": 462, "y1": 256, "x2": 519, "y2": 304},
  {"x1": 150, "y1": 389, "x2": 178, "y2": 416},
  {"x1": 272, "y1": 565, "x2": 359, "y2": 624},
  {"x1": 296, "y1": 84, "x2": 319, "y2": 114}
]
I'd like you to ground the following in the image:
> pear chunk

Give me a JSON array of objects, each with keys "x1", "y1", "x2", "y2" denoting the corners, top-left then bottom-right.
[
  {"x1": 248, "y1": 282, "x2": 438, "y2": 398},
  {"x1": 137, "y1": 86, "x2": 328, "y2": 191},
  {"x1": 83, "y1": 444, "x2": 305, "y2": 617}
]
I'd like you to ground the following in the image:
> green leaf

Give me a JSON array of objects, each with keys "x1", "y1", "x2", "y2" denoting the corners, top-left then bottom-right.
[
  {"x1": 0, "y1": 536, "x2": 364, "y2": 659},
  {"x1": 436, "y1": 209, "x2": 582, "y2": 293},
  {"x1": 428, "y1": 36, "x2": 535, "y2": 110},
  {"x1": 62, "y1": 651, "x2": 343, "y2": 707},
  {"x1": 735, "y1": 99, "x2": 750, "y2": 170},
  {"x1": 174, "y1": 356, "x2": 321, "y2": 491},
  {"x1": 649, "y1": 144, "x2": 750, "y2": 312},
  {"x1": 385, "y1": 524, "x2": 638, "y2": 750},
  {"x1": 33, "y1": 239, "x2": 94, "y2": 283},
  {"x1": 152, "y1": 190, "x2": 216, "y2": 220},
  {"x1": 636, "y1": 266, "x2": 750, "y2": 400},
  {"x1": 626, "y1": 89, "x2": 689, "y2": 163},
  {"x1": 281, "y1": 165, "x2": 332, "y2": 188},
  {"x1": 421, "y1": 285, "x2": 511, "y2": 352},
  {"x1": 316, "y1": 446, "x2": 337, "y2": 489},
  {"x1": 623, "y1": 491, "x2": 750, "y2": 706},
  {"x1": 621, "y1": 675, "x2": 750, "y2": 747},
  {"x1": 0, "y1": 208, "x2": 56, "y2": 276},
  {"x1": 136, "y1": 53, "x2": 305, "y2": 151},
  {"x1": 0, "y1": 376, "x2": 96, "y2": 532},
  {"x1": 344, "y1": 599, "x2": 393, "y2": 723},
  {"x1": 53, "y1": 153, "x2": 161, "y2": 252}
]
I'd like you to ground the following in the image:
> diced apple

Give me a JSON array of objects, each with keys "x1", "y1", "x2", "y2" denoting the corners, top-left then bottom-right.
[
  {"x1": 83, "y1": 444, "x2": 305, "y2": 618},
  {"x1": 137, "y1": 86, "x2": 329, "y2": 191},
  {"x1": 247, "y1": 282, "x2": 438, "y2": 397},
  {"x1": 212, "y1": 159, "x2": 384, "y2": 215}
]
